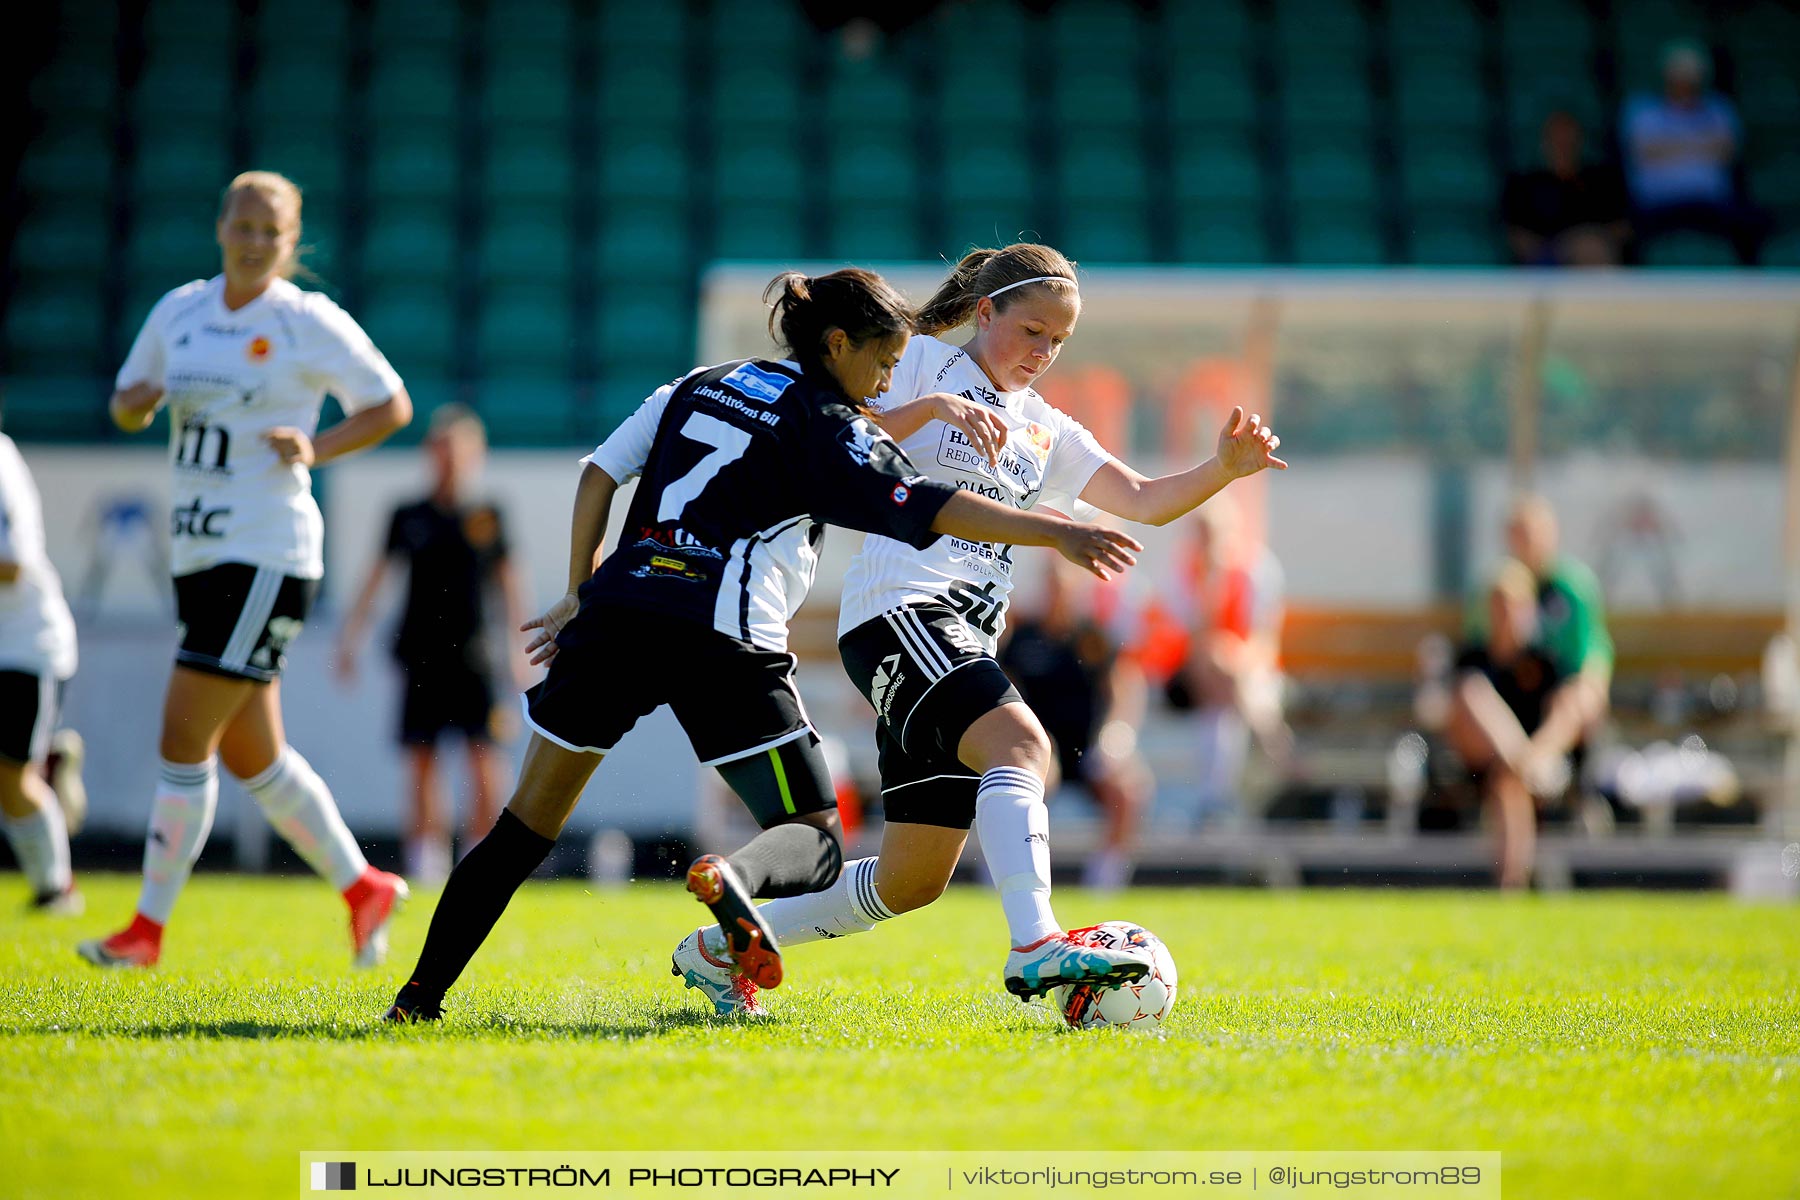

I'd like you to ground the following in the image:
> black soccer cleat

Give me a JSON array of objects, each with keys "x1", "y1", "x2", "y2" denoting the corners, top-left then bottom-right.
[
  {"x1": 685, "y1": 854, "x2": 783, "y2": 990},
  {"x1": 383, "y1": 982, "x2": 443, "y2": 1023}
]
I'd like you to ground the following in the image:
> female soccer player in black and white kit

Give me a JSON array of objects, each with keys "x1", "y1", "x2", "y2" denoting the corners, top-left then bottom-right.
[
  {"x1": 79, "y1": 172, "x2": 413, "y2": 969},
  {"x1": 698, "y1": 244, "x2": 1287, "y2": 1012},
  {"x1": 384, "y1": 268, "x2": 1147, "y2": 1020},
  {"x1": 0, "y1": 420, "x2": 83, "y2": 914}
]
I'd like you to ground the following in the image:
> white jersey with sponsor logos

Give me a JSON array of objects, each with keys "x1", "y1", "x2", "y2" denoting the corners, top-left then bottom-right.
[
  {"x1": 0, "y1": 434, "x2": 77, "y2": 679},
  {"x1": 115, "y1": 275, "x2": 403, "y2": 579},
  {"x1": 837, "y1": 334, "x2": 1113, "y2": 652}
]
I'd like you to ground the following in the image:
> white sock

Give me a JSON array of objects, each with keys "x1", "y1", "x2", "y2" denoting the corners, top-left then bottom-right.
[
  {"x1": 976, "y1": 765, "x2": 1059, "y2": 947},
  {"x1": 405, "y1": 835, "x2": 452, "y2": 884},
  {"x1": 738, "y1": 857, "x2": 897, "y2": 953},
  {"x1": 242, "y1": 748, "x2": 367, "y2": 891},
  {"x1": 1194, "y1": 707, "x2": 1249, "y2": 818},
  {"x1": 137, "y1": 758, "x2": 219, "y2": 924},
  {"x1": 5, "y1": 800, "x2": 71, "y2": 897},
  {"x1": 1082, "y1": 847, "x2": 1132, "y2": 891}
]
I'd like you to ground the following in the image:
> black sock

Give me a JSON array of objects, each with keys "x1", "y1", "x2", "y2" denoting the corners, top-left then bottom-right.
[
  {"x1": 398, "y1": 810, "x2": 554, "y2": 1009},
  {"x1": 725, "y1": 822, "x2": 843, "y2": 898}
]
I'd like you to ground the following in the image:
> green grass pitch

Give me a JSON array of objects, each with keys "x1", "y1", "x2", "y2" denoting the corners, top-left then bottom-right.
[{"x1": 2, "y1": 875, "x2": 1796, "y2": 1198}]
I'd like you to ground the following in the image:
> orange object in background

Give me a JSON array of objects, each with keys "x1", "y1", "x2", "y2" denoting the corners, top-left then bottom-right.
[{"x1": 1034, "y1": 364, "x2": 1132, "y2": 454}]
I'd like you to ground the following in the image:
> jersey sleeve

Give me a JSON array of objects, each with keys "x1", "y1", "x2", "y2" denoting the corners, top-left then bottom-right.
[
  {"x1": 804, "y1": 408, "x2": 953, "y2": 550},
  {"x1": 305, "y1": 296, "x2": 404, "y2": 413},
  {"x1": 114, "y1": 290, "x2": 180, "y2": 390},
  {"x1": 583, "y1": 377, "x2": 678, "y2": 483},
  {"x1": 1040, "y1": 405, "x2": 1116, "y2": 513}
]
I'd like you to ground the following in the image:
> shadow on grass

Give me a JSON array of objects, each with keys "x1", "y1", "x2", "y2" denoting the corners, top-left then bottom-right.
[{"x1": 1, "y1": 1003, "x2": 744, "y2": 1042}]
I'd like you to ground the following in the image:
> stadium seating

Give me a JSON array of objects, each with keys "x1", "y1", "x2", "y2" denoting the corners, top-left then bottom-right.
[{"x1": 6, "y1": 0, "x2": 1796, "y2": 437}]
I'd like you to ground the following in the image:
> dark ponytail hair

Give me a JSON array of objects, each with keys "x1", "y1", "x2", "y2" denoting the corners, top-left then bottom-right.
[
  {"x1": 914, "y1": 243, "x2": 1079, "y2": 335},
  {"x1": 764, "y1": 268, "x2": 914, "y2": 367}
]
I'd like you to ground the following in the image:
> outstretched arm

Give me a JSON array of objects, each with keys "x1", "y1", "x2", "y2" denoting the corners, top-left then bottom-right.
[
  {"x1": 1080, "y1": 406, "x2": 1286, "y2": 526},
  {"x1": 870, "y1": 391, "x2": 1008, "y2": 466},
  {"x1": 522, "y1": 463, "x2": 620, "y2": 665},
  {"x1": 931, "y1": 491, "x2": 1142, "y2": 581}
]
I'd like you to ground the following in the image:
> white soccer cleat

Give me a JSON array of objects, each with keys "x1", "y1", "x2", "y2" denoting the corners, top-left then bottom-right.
[
  {"x1": 670, "y1": 927, "x2": 767, "y2": 1017},
  {"x1": 1003, "y1": 929, "x2": 1153, "y2": 1001}
]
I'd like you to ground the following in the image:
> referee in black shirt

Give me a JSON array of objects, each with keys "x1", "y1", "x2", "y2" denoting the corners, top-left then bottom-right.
[{"x1": 338, "y1": 405, "x2": 527, "y2": 882}]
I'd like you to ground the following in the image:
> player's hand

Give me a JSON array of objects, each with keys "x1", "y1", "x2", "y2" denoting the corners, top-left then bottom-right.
[
  {"x1": 1215, "y1": 406, "x2": 1287, "y2": 478},
  {"x1": 522, "y1": 592, "x2": 580, "y2": 665},
  {"x1": 926, "y1": 391, "x2": 1008, "y2": 466},
  {"x1": 265, "y1": 427, "x2": 315, "y2": 466},
  {"x1": 1053, "y1": 523, "x2": 1143, "y2": 581}
]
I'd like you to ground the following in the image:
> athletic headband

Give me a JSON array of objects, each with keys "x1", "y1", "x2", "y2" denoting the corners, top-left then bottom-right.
[{"x1": 986, "y1": 274, "x2": 1077, "y2": 299}]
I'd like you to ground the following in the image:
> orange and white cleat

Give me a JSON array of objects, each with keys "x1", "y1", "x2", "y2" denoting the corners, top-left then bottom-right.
[
  {"x1": 670, "y1": 927, "x2": 768, "y2": 1017},
  {"x1": 77, "y1": 913, "x2": 162, "y2": 969},
  {"x1": 684, "y1": 853, "x2": 782, "y2": 990},
  {"x1": 345, "y1": 868, "x2": 410, "y2": 969}
]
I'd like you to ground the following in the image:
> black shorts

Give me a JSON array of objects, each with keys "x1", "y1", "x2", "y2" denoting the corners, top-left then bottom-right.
[
  {"x1": 400, "y1": 662, "x2": 498, "y2": 745},
  {"x1": 0, "y1": 670, "x2": 62, "y2": 764},
  {"x1": 174, "y1": 563, "x2": 318, "y2": 683},
  {"x1": 837, "y1": 603, "x2": 1022, "y2": 830},
  {"x1": 523, "y1": 601, "x2": 816, "y2": 770}
]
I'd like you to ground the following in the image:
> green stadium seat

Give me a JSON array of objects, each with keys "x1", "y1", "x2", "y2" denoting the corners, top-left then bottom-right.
[
  {"x1": 362, "y1": 206, "x2": 460, "y2": 281},
  {"x1": 478, "y1": 209, "x2": 574, "y2": 285},
  {"x1": 711, "y1": 138, "x2": 804, "y2": 205},
  {"x1": 1049, "y1": 0, "x2": 1140, "y2": 57},
  {"x1": 483, "y1": 54, "x2": 572, "y2": 127},
  {"x1": 19, "y1": 121, "x2": 114, "y2": 197},
  {"x1": 598, "y1": 135, "x2": 689, "y2": 203},
  {"x1": 597, "y1": 0, "x2": 685, "y2": 54},
  {"x1": 827, "y1": 140, "x2": 921, "y2": 204},
  {"x1": 709, "y1": 64, "x2": 803, "y2": 134},
  {"x1": 1503, "y1": 74, "x2": 1607, "y2": 166},
  {"x1": 366, "y1": 123, "x2": 459, "y2": 201},
  {"x1": 368, "y1": 47, "x2": 459, "y2": 121},
  {"x1": 1280, "y1": 76, "x2": 1375, "y2": 133},
  {"x1": 126, "y1": 202, "x2": 221, "y2": 282},
  {"x1": 1407, "y1": 213, "x2": 1502, "y2": 265},
  {"x1": 133, "y1": 47, "x2": 234, "y2": 122},
  {"x1": 3, "y1": 286, "x2": 107, "y2": 372},
  {"x1": 933, "y1": 1, "x2": 1031, "y2": 56},
  {"x1": 1290, "y1": 211, "x2": 1387, "y2": 265},
  {"x1": 1274, "y1": 0, "x2": 1370, "y2": 74},
  {"x1": 1061, "y1": 205, "x2": 1154, "y2": 263},
  {"x1": 711, "y1": 203, "x2": 807, "y2": 261},
  {"x1": 10, "y1": 203, "x2": 110, "y2": 280},
  {"x1": 44, "y1": 0, "x2": 118, "y2": 43},
  {"x1": 484, "y1": 131, "x2": 575, "y2": 203},
  {"x1": 477, "y1": 289, "x2": 573, "y2": 375},
  {"x1": 28, "y1": 48, "x2": 118, "y2": 120},
  {"x1": 259, "y1": 0, "x2": 350, "y2": 46},
  {"x1": 1173, "y1": 205, "x2": 1268, "y2": 264},
  {"x1": 594, "y1": 288, "x2": 690, "y2": 363},
  {"x1": 1614, "y1": 0, "x2": 1713, "y2": 93},
  {"x1": 942, "y1": 137, "x2": 1032, "y2": 207},
  {"x1": 1736, "y1": 66, "x2": 1800, "y2": 129},
  {"x1": 824, "y1": 61, "x2": 917, "y2": 134},
  {"x1": 826, "y1": 204, "x2": 926, "y2": 262},
  {"x1": 248, "y1": 51, "x2": 349, "y2": 123},
  {"x1": 1640, "y1": 232, "x2": 1740, "y2": 268},
  {"x1": 597, "y1": 65, "x2": 685, "y2": 132},
  {"x1": 1761, "y1": 230, "x2": 1800, "y2": 268},
  {"x1": 942, "y1": 201, "x2": 1051, "y2": 256},
  {"x1": 1400, "y1": 137, "x2": 1496, "y2": 206},
  {"x1": 1387, "y1": 0, "x2": 1482, "y2": 55},
  {"x1": 142, "y1": 0, "x2": 233, "y2": 50},
  {"x1": 932, "y1": 49, "x2": 1029, "y2": 129},
  {"x1": 1163, "y1": 0, "x2": 1253, "y2": 55},
  {"x1": 1053, "y1": 66, "x2": 1145, "y2": 131},
  {"x1": 131, "y1": 125, "x2": 230, "y2": 203},
  {"x1": 478, "y1": 0, "x2": 572, "y2": 54},
  {"x1": 1288, "y1": 146, "x2": 1380, "y2": 207},
  {"x1": 706, "y1": 0, "x2": 806, "y2": 59},
  {"x1": 1497, "y1": 0, "x2": 1594, "y2": 56},
  {"x1": 1168, "y1": 61, "x2": 1258, "y2": 129},
  {"x1": 476, "y1": 379, "x2": 579, "y2": 444},
  {"x1": 1060, "y1": 141, "x2": 1151, "y2": 205},
  {"x1": 358, "y1": 284, "x2": 457, "y2": 378},
  {"x1": 0, "y1": 378, "x2": 111, "y2": 441},
  {"x1": 1747, "y1": 147, "x2": 1800, "y2": 207},
  {"x1": 248, "y1": 123, "x2": 347, "y2": 203},
  {"x1": 1171, "y1": 131, "x2": 1264, "y2": 205},
  {"x1": 371, "y1": 0, "x2": 459, "y2": 45},
  {"x1": 596, "y1": 204, "x2": 688, "y2": 276},
  {"x1": 1393, "y1": 53, "x2": 1490, "y2": 131}
]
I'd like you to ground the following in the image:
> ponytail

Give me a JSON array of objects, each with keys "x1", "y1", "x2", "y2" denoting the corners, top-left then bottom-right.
[{"x1": 914, "y1": 243, "x2": 1078, "y2": 335}]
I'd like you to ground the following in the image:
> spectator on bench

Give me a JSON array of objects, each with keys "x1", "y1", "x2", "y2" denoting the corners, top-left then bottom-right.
[{"x1": 1503, "y1": 110, "x2": 1632, "y2": 267}]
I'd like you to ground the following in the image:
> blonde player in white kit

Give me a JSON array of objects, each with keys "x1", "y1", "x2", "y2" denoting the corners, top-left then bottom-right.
[
  {"x1": 79, "y1": 172, "x2": 413, "y2": 969},
  {"x1": 0, "y1": 418, "x2": 83, "y2": 914},
  {"x1": 683, "y1": 243, "x2": 1287, "y2": 1010}
]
